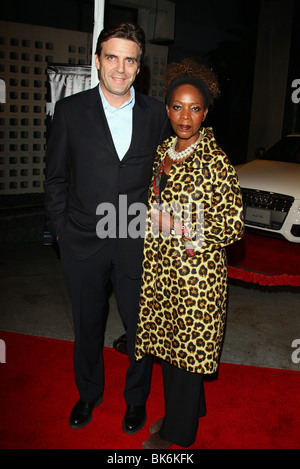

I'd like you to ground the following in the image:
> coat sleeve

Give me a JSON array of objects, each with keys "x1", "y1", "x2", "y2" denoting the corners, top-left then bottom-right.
[
  {"x1": 186, "y1": 159, "x2": 244, "y2": 254},
  {"x1": 43, "y1": 101, "x2": 71, "y2": 237}
]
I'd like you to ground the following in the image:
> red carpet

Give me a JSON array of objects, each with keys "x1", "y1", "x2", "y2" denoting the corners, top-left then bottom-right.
[
  {"x1": 0, "y1": 330, "x2": 299, "y2": 450},
  {"x1": 227, "y1": 232, "x2": 300, "y2": 286}
]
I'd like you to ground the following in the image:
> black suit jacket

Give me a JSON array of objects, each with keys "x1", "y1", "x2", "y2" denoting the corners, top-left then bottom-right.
[{"x1": 44, "y1": 86, "x2": 171, "y2": 278}]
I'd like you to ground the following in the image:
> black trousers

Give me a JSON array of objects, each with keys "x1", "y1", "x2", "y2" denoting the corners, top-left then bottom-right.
[
  {"x1": 60, "y1": 238, "x2": 153, "y2": 405},
  {"x1": 159, "y1": 360, "x2": 206, "y2": 448}
]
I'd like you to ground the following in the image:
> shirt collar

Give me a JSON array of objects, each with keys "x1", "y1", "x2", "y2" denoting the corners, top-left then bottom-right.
[{"x1": 98, "y1": 84, "x2": 135, "y2": 112}]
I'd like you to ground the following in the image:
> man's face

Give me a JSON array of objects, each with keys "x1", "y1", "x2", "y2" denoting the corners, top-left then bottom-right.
[{"x1": 95, "y1": 37, "x2": 140, "y2": 104}]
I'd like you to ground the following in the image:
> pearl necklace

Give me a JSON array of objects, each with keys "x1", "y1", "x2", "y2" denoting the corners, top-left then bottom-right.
[{"x1": 168, "y1": 131, "x2": 204, "y2": 162}]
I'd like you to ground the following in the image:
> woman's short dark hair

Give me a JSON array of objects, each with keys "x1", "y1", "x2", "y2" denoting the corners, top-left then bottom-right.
[
  {"x1": 95, "y1": 22, "x2": 145, "y2": 65},
  {"x1": 164, "y1": 58, "x2": 220, "y2": 108}
]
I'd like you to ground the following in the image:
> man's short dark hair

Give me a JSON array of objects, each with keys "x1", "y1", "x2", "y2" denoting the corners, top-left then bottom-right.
[{"x1": 95, "y1": 22, "x2": 145, "y2": 65}]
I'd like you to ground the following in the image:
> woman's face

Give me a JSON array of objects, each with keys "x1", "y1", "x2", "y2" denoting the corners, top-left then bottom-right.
[{"x1": 166, "y1": 84, "x2": 208, "y2": 145}]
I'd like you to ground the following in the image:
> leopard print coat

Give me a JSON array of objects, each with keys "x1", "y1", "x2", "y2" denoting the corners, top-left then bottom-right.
[{"x1": 135, "y1": 127, "x2": 244, "y2": 374}]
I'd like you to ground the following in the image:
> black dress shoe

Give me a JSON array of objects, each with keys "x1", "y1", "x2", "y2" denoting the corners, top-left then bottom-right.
[
  {"x1": 122, "y1": 404, "x2": 146, "y2": 434},
  {"x1": 69, "y1": 395, "x2": 103, "y2": 429},
  {"x1": 113, "y1": 333, "x2": 128, "y2": 355}
]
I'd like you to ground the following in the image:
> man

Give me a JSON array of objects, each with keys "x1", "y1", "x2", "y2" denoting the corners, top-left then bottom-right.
[{"x1": 44, "y1": 22, "x2": 170, "y2": 434}]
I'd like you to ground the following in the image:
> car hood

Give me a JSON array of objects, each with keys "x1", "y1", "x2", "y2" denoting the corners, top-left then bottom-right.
[{"x1": 236, "y1": 160, "x2": 300, "y2": 198}]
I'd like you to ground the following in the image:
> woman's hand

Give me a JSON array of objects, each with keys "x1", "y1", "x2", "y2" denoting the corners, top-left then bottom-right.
[
  {"x1": 150, "y1": 208, "x2": 182, "y2": 237},
  {"x1": 150, "y1": 208, "x2": 173, "y2": 236}
]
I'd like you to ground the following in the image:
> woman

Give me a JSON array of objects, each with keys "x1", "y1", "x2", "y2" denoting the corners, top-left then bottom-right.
[{"x1": 135, "y1": 59, "x2": 244, "y2": 449}]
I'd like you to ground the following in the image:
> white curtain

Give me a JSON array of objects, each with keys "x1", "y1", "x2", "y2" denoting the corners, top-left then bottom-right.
[
  {"x1": 46, "y1": 65, "x2": 91, "y2": 117},
  {"x1": 91, "y1": 0, "x2": 105, "y2": 88}
]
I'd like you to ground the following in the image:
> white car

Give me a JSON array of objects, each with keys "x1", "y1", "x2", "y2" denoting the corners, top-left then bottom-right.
[{"x1": 236, "y1": 134, "x2": 300, "y2": 243}]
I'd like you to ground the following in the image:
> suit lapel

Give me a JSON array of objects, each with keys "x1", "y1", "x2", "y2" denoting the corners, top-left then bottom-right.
[
  {"x1": 122, "y1": 92, "x2": 148, "y2": 161},
  {"x1": 85, "y1": 86, "x2": 119, "y2": 161},
  {"x1": 85, "y1": 88, "x2": 149, "y2": 162}
]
